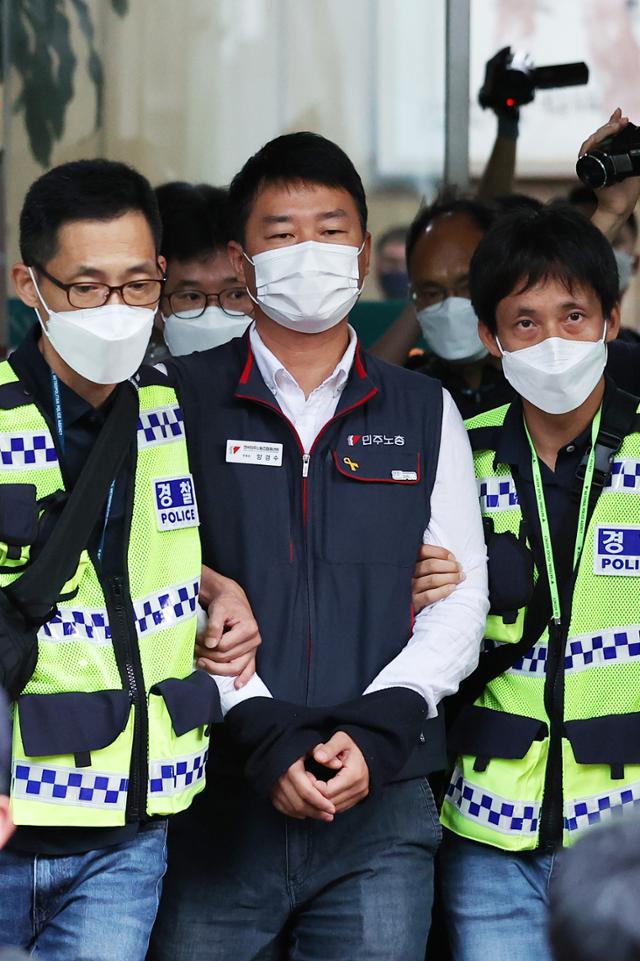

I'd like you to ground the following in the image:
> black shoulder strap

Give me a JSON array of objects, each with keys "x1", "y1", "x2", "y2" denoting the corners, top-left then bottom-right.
[
  {"x1": 460, "y1": 386, "x2": 640, "y2": 702},
  {"x1": 5, "y1": 382, "x2": 139, "y2": 624},
  {"x1": 467, "y1": 424, "x2": 502, "y2": 453},
  {"x1": 576, "y1": 387, "x2": 640, "y2": 499}
]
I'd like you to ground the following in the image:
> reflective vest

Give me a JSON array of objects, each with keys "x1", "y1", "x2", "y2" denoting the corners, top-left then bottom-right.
[
  {"x1": 442, "y1": 400, "x2": 640, "y2": 850},
  {"x1": 1, "y1": 362, "x2": 215, "y2": 828}
]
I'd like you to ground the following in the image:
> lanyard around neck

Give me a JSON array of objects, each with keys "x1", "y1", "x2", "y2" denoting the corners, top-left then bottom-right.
[
  {"x1": 50, "y1": 371, "x2": 115, "y2": 564},
  {"x1": 523, "y1": 407, "x2": 602, "y2": 625}
]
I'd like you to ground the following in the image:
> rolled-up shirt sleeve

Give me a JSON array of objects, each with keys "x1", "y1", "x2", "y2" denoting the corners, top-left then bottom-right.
[{"x1": 364, "y1": 388, "x2": 489, "y2": 717}]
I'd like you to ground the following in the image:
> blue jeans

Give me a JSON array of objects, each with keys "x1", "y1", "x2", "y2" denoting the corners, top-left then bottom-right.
[
  {"x1": 0, "y1": 822, "x2": 167, "y2": 960},
  {"x1": 149, "y1": 776, "x2": 441, "y2": 961},
  {"x1": 439, "y1": 829, "x2": 557, "y2": 961}
]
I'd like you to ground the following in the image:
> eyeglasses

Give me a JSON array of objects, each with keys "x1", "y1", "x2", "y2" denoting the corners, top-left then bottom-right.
[
  {"x1": 165, "y1": 287, "x2": 253, "y2": 319},
  {"x1": 410, "y1": 278, "x2": 471, "y2": 311},
  {"x1": 33, "y1": 263, "x2": 165, "y2": 309}
]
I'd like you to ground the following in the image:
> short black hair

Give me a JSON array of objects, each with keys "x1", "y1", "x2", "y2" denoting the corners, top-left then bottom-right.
[
  {"x1": 469, "y1": 202, "x2": 619, "y2": 333},
  {"x1": 567, "y1": 183, "x2": 598, "y2": 214},
  {"x1": 227, "y1": 132, "x2": 367, "y2": 243},
  {"x1": 155, "y1": 182, "x2": 231, "y2": 263},
  {"x1": 491, "y1": 193, "x2": 544, "y2": 217},
  {"x1": 406, "y1": 192, "x2": 495, "y2": 269},
  {"x1": 549, "y1": 817, "x2": 640, "y2": 961},
  {"x1": 376, "y1": 225, "x2": 409, "y2": 253},
  {"x1": 20, "y1": 159, "x2": 162, "y2": 267}
]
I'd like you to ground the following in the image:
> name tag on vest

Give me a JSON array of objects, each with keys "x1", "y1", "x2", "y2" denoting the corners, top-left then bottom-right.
[
  {"x1": 594, "y1": 524, "x2": 640, "y2": 576},
  {"x1": 154, "y1": 475, "x2": 200, "y2": 531},
  {"x1": 226, "y1": 440, "x2": 283, "y2": 467}
]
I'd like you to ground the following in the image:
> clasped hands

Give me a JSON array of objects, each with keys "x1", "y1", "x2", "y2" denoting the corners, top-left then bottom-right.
[{"x1": 270, "y1": 731, "x2": 370, "y2": 822}]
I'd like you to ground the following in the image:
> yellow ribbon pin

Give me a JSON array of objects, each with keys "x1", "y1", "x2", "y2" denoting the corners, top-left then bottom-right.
[{"x1": 343, "y1": 457, "x2": 359, "y2": 472}]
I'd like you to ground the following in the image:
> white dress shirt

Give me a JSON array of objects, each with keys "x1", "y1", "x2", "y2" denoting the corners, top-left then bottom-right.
[{"x1": 211, "y1": 324, "x2": 489, "y2": 717}]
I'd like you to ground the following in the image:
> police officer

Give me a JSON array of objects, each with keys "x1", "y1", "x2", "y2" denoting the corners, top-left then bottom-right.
[
  {"x1": 149, "y1": 132, "x2": 489, "y2": 961},
  {"x1": 438, "y1": 200, "x2": 640, "y2": 961},
  {"x1": 0, "y1": 160, "x2": 223, "y2": 960}
]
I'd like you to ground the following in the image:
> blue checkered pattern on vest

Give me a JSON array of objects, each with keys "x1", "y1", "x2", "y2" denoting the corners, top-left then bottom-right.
[
  {"x1": 606, "y1": 459, "x2": 640, "y2": 493},
  {"x1": 483, "y1": 637, "x2": 549, "y2": 676},
  {"x1": 137, "y1": 404, "x2": 185, "y2": 448},
  {"x1": 484, "y1": 626, "x2": 640, "y2": 677},
  {"x1": 445, "y1": 766, "x2": 540, "y2": 835},
  {"x1": 564, "y1": 778, "x2": 640, "y2": 833},
  {"x1": 135, "y1": 579, "x2": 199, "y2": 635},
  {"x1": 564, "y1": 625, "x2": 640, "y2": 673},
  {"x1": 39, "y1": 578, "x2": 200, "y2": 645},
  {"x1": 477, "y1": 475, "x2": 519, "y2": 512},
  {"x1": 148, "y1": 746, "x2": 208, "y2": 796},
  {"x1": 0, "y1": 431, "x2": 58, "y2": 470},
  {"x1": 12, "y1": 760, "x2": 128, "y2": 809}
]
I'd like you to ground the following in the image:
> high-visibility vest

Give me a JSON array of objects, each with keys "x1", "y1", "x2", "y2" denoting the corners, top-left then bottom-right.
[
  {"x1": 442, "y1": 400, "x2": 640, "y2": 850},
  {"x1": 1, "y1": 362, "x2": 215, "y2": 827}
]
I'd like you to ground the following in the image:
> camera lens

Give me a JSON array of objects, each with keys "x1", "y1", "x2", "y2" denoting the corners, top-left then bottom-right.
[{"x1": 576, "y1": 152, "x2": 610, "y2": 189}]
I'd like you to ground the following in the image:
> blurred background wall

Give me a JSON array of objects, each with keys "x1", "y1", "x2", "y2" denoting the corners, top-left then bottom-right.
[{"x1": 2, "y1": 0, "x2": 640, "y2": 343}]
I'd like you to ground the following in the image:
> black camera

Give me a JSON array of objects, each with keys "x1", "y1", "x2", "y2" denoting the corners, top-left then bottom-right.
[
  {"x1": 576, "y1": 122, "x2": 640, "y2": 188},
  {"x1": 479, "y1": 47, "x2": 589, "y2": 117}
]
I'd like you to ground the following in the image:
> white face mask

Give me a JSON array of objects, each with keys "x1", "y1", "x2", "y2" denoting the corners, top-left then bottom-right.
[
  {"x1": 29, "y1": 268, "x2": 154, "y2": 384},
  {"x1": 416, "y1": 297, "x2": 488, "y2": 363},
  {"x1": 163, "y1": 306, "x2": 251, "y2": 356},
  {"x1": 244, "y1": 239, "x2": 364, "y2": 334},
  {"x1": 613, "y1": 247, "x2": 634, "y2": 294},
  {"x1": 497, "y1": 325, "x2": 608, "y2": 415}
]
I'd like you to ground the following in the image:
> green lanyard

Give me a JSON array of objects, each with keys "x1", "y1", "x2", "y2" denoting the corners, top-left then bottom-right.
[{"x1": 523, "y1": 407, "x2": 602, "y2": 625}]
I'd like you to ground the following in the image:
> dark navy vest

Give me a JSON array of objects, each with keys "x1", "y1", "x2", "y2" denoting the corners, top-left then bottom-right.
[{"x1": 169, "y1": 334, "x2": 447, "y2": 777}]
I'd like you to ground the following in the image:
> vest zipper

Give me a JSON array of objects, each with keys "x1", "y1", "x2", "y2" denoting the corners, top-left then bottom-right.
[
  {"x1": 538, "y1": 617, "x2": 567, "y2": 850},
  {"x1": 234, "y1": 385, "x2": 379, "y2": 704},
  {"x1": 105, "y1": 574, "x2": 148, "y2": 822}
]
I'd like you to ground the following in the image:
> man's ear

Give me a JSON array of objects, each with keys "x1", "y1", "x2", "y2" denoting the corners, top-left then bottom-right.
[
  {"x1": 359, "y1": 232, "x2": 372, "y2": 282},
  {"x1": 479, "y1": 320, "x2": 501, "y2": 358},
  {"x1": 12, "y1": 264, "x2": 40, "y2": 309},
  {"x1": 605, "y1": 303, "x2": 622, "y2": 342},
  {"x1": 228, "y1": 241, "x2": 246, "y2": 283}
]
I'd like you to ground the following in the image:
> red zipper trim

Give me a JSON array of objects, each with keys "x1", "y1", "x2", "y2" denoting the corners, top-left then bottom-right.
[
  {"x1": 238, "y1": 348, "x2": 254, "y2": 385},
  {"x1": 332, "y1": 450, "x2": 421, "y2": 484}
]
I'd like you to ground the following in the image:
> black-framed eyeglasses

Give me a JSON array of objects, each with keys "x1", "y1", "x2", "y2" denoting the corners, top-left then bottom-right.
[
  {"x1": 33, "y1": 263, "x2": 165, "y2": 309},
  {"x1": 410, "y1": 278, "x2": 471, "y2": 311},
  {"x1": 164, "y1": 287, "x2": 253, "y2": 319}
]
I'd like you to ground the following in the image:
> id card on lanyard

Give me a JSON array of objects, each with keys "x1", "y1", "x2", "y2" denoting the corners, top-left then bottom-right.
[
  {"x1": 50, "y1": 370, "x2": 116, "y2": 564},
  {"x1": 523, "y1": 406, "x2": 602, "y2": 625}
]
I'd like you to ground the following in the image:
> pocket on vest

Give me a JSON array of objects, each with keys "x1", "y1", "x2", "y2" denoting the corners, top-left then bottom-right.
[
  {"x1": 449, "y1": 704, "x2": 548, "y2": 771},
  {"x1": 565, "y1": 713, "x2": 640, "y2": 780},
  {"x1": 320, "y1": 448, "x2": 424, "y2": 564},
  {"x1": 11, "y1": 690, "x2": 134, "y2": 827},
  {"x1": 17, "y1": 689, "x2": 131, "y2": 761},
  {"x1": 147, "y1": 670, "x2": 220, "y2": 815}
]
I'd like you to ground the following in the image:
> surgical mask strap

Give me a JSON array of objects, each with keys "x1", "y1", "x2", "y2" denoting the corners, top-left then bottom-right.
[{"x1": 27, "y1": 266, "x2": 51, "y2": 328}]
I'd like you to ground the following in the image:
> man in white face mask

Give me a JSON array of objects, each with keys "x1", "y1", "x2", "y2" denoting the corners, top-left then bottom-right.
[
  {"x1": 150, "y1": 131, "x2": 489, "y2": 961},
  {"x1": 430, "y1": 198, "x2": 640, "y2": 961},
  {"x1": 1, "y1": 159, "x2": 259, "y2": 960},
  {"x1": 147, "y1": 181, "x2": 253, "y2": 363},
  {"x1": 371, "y1": 196, "x2": 519, "y2": 419}
]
